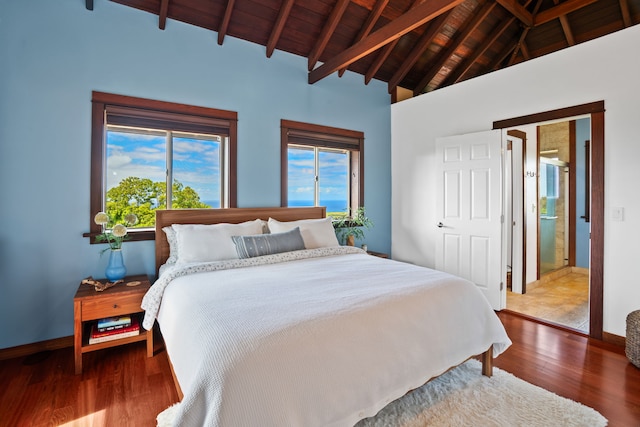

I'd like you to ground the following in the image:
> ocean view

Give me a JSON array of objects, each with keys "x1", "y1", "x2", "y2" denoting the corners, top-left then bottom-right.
[{"x1": 287, "y1": 200, "x2": 349, "y2": 214}]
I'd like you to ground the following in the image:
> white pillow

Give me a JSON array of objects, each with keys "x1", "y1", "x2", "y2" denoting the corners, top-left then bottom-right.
[
  {"x1": 267, "y1": 217, "x2": 339, "y2": 249},
  {"x1": 162, "y1": 226, "x2": 178, "y2": 265},
  {"x1": 172, "y1": 219, "x2": 264, "y2": 264}
]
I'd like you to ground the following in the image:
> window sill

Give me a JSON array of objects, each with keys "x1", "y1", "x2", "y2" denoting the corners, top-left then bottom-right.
[{"x1": 83, "y1": 229, "x2": 155, "y2": 244}]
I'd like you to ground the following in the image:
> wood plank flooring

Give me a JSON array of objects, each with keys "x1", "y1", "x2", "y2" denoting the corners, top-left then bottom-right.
[
  {"x1": 0, "y1": 312, "x2": 638, "y2": 426},
  {"x1": 494, "y1": 311, "x2": 640, "y2": 426},
  {"x1": 0, "y1": 338, "x2": 179, "y2": 427}
]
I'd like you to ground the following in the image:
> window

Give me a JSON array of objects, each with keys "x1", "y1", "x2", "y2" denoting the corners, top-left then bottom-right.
[
  {"x1": 89, "y1": 92, "x2": 237, "y2": 242},
  {"x1": 281, "y1": 120, "x2": 364, "y2": 218}
]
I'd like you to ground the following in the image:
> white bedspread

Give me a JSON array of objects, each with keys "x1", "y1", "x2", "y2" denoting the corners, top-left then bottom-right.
[{"x1": 144, "y1": 248, "x2": 511, "y2": 427}]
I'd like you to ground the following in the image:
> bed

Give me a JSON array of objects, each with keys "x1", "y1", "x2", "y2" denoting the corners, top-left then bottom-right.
[{"x1": 142, "y1": 207, "x2": 511, "y2": 426}]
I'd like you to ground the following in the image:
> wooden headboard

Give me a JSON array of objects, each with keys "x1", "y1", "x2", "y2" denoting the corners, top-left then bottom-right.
[{"x1": 155, "y1": 207, "x2": 327, "y2": 277}]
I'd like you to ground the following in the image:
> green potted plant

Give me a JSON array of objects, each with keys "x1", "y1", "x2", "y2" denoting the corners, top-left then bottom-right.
[{"x1": 333, "y1": 207, "x2": 373, "y2": 246}]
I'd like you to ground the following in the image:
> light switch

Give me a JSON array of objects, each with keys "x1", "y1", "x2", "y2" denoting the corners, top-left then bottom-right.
[{"x1": 612, "y1": 207, "x2": 624, "y2": 221}]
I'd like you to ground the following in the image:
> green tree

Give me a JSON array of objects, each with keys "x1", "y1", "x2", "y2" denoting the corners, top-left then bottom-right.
[
  {"x1": 171, "y1": 181, "x2": 210, "y2": 209},
  {"x1": 106, "y1": 177, "x2": 210, "y2": 227}
]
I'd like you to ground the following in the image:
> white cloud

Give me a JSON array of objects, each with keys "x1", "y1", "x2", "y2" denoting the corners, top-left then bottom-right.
[
  {"x1": 108, "y1": 154, "x2": 132, "y2": 169},
  {"x1": 293, "y1": 186, "x2": 313, "y2": 193},
  {"x1": 106, "y1": 163, "x2": 166, "y2": 190}
]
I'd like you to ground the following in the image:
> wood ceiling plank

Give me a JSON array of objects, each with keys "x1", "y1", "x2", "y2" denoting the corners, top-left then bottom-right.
[
  {"x1": 308, "y1": 0, "x2": 465, "y2": 84},
  {"x1": 308, "y1": 0, "x2": 351, "y2": 71},
  {"x1": 387, "y1": 10, "x2": 452, "y2": 93},
  {"x1": 339, "y1": 0, "x2": 390, "y2": 77},
  {"x1": 445, "y1": 16, "x2": 516, "y2": 86},
  {"x1": 218, "y1": 0, "x2": 237, "y2": 45},
  {"x1": 489, "y1": 39, "x2": 518, "y2": 71},
  {"x1": 413, "y1": 0, "x2": 496, "y2": 95},
  {"x1": 352, "y1": 0, "x2": 378, "y2": 9},
  {"x1": 364, "y1": 40, "x2": 400, "y2": 84},
  {"x1": 534, "y1": 0, "x2": 599, "y2": 26},
  {"x1": 548, "y1": 0, "x2": 576, "y2": 44},
  {"x1": 353, "y1": 0, "x2": 391, "y2": 42},
  {"x1": 267, "y1": 0, "x2": 295, "y2": 57},
  {"x1": 508, "y1": 0, "x2": 541, "y2": 65},
  {"x1": 496, "y1": 0, "x2": 533, "y2": 27},
  {"x1": 363, "y1": 0, "x2": 422, "y2": 83},
  {"x1": 110, "y1": 0, "x2": 633, "y2": 92},
  {"x1": 159, "y1": 0, "x2": 169, "y2": 30}
]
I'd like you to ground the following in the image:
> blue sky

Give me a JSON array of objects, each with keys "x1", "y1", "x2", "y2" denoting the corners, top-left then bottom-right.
[
  {"x1": 107, "y1": 129, "x2": 348, "y2": 208},
  {"x1": 287, "y1": 147, "x2": 349, "y2": 207},
  {"x1": 106, "y1": 129, "x2": 221, "y2": 204}
]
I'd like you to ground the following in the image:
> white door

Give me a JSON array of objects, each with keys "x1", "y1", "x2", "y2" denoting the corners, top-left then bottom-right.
[{"x1": 435, "y1": 130, "x2": 505, "y2": 310}]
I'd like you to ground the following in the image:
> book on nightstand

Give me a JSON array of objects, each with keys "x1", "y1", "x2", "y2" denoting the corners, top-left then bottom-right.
[
  {"x1": 89, "y1": 316, "x2": 140, "y2": 344},
  {"x1": 97, "y1": 315, "x2": 132, "y2": 330}
]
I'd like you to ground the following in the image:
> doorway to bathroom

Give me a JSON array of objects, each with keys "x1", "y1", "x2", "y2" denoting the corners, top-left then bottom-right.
[{"x1": 496, "y1": 102, "x2": 603, "y2": 338}]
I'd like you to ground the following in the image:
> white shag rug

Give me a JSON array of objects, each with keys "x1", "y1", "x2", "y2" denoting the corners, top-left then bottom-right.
[{"x1": 157, "y1": 359, "x2": 607, "y2": 427}]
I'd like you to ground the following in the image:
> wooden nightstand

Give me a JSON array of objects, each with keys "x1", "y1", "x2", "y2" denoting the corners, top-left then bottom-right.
[
  {"x1": 73, "y1": 274, "x2": 153, "y2": 374},
  {"x1": 367, "y1": 251, "x2": 389, "y2": 259}
]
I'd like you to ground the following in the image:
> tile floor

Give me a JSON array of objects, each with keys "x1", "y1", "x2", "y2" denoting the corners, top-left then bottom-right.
[{"x1": 506, "y1": 268, "x2": 589, "y2": 332}]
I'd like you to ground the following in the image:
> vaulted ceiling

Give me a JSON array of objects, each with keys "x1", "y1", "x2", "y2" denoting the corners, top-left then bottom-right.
[{"x1": 90, "y1": 0, "x2": 639, "y2": 97}]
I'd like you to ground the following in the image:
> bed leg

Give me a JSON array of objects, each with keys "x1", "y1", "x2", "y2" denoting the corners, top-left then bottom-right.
[{"x1": 481, "y1": 346, "x2": 493, "y2": 377}]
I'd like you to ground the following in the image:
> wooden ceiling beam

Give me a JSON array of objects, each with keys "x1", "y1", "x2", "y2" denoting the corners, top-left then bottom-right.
[
  {"x1": 413, "y1": 0, "x2": 496, "y2": 95},
  {"x1": 444, "y1": 17, "x2": 516, "y2": 86},
  {"x1": 387, "y1": 10, "x2": 452, "y2": 93},
  {"x1": 217, "y1": 0, "x2": 236, "y2": 45},
  {"x1": 520, "y1": 40, "x2": 531, "y2": 59},
  {"x1": 619, "y1": 0, "x2": 632, "y2": 27},
  {"x1": 534, "y1": 0, "x2": 599, "y2": 26},
  {"x1": 365, "y1": 40, "x2": 399, "y2": 84},
  {"x1": 363, "y1": 0, "x2": 423, "y2": 84},
  {"x1": 308, "y1": 0, "x2": 465, "y2": 84},
  {"x1": 352, "y1": 0, "x2": 390, "y2": 44},
  {"x1": 496, "y1": 0, "x2": 533, "y2": 27},
  {"x1": 159, "y1": 0, "x2": 169, "y2": 30},
  {"x1": 308, "y1": 0, "x2": 351, "y2": 71},
  {"x1": 508, "y1": 29, "x2": 530, "y2": 64},
  {"x1": 541, "y1": 0, "x2": 575, "y2": 46},
  {"x1": 508, "y1": 0, "x2": 541, "y2": 65},
  {"x1": 339, "y1": 0, "x2": 390, "y2": 77},
  {"x1": 267, "y1": 0, "x2": 295, "y2": 58},
  {"x1": 555, "y1": 0, "x2": 576, "y2": 46},
  {"x1": 472, "y1": 0, "x2": 533, "y2": 77},
  {"x1": 489, "y1": 41, "x2": 518, "y2": 72}
]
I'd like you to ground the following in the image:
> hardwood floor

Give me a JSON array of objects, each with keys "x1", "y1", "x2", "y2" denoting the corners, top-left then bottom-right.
[
  {"x1": 1, "y1": 312, "x2": 638, "y2": 426},
  {"x1": 0, "y1": 337, "x2": 179, "y2": 427},
  {"x1": 494, "y1": 311, "x2": 640, "y2": 426}
]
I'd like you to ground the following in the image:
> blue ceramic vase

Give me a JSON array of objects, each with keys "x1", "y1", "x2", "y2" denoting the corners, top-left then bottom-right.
[{"x1": 105, "y1": 249, "x2": 126, "y2": 282}]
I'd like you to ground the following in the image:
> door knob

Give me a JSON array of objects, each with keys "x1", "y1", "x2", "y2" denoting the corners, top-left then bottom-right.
[{"x1": 437, "y1": 222, "x2": 444, "y2": 228}]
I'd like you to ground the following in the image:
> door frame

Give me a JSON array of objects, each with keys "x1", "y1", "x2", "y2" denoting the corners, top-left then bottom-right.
[
  {"x1": 506, "y1": 130, "x2": 526, "y2": 294},
  {"x1": 493, "y1": 100, "x2": 604, "y2": 340}
]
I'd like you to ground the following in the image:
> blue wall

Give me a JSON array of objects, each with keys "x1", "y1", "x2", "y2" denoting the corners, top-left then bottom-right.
[
  {"x1": 575, "y1": 118, "x2": 590, "y2": 268},
  {"x1": 0, "y1": 0, "x2": 391, "y2": 349}
]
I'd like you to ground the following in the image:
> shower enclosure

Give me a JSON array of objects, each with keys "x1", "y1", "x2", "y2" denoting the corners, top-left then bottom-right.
[{"x1": 539, "y1": 157, "x2": 569, "y2": 275}]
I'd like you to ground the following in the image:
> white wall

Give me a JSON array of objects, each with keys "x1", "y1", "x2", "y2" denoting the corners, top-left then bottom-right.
[{"x1": 391, "y1": 24, "x2": 640, "y2": 337}]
